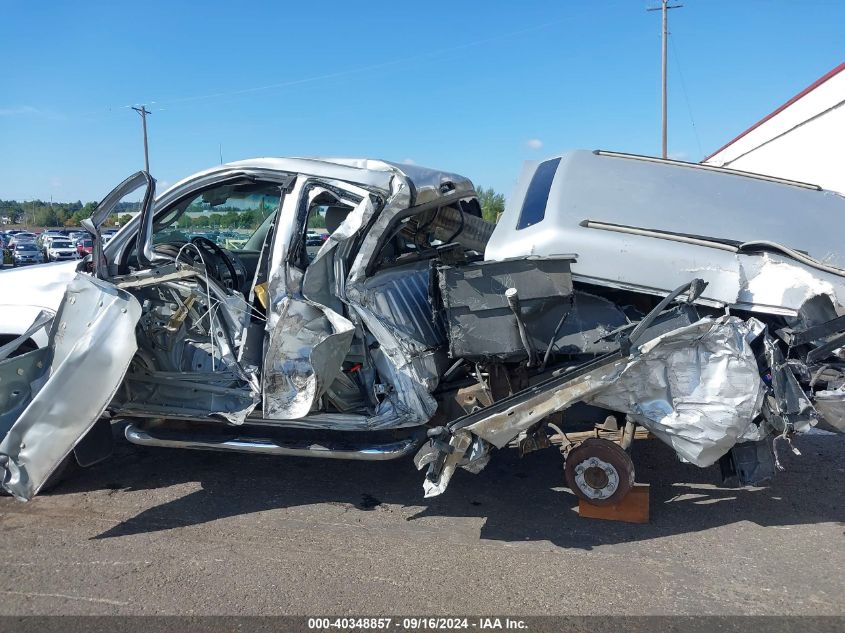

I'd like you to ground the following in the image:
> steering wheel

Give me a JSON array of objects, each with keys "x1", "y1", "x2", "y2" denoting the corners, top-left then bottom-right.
[
  {"x1": 153, "y1": 236, "x2": 241, "y2": 293},
  {"x1": 187, "y1": 236, "x2": 240, "y2": 293}
]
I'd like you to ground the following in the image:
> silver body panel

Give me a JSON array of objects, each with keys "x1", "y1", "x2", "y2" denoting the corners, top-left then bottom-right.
[
  {"x1": 0, "y1": 274, "x2": 140, "y2": 499},
  {"x1": 486, "y1": 150, "x2": 845, "y2": 315}
]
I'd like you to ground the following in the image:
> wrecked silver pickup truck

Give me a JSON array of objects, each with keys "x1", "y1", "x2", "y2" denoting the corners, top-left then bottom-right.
[{"x1": 0, "y1": 151, "x2": 843, "y2": 505}]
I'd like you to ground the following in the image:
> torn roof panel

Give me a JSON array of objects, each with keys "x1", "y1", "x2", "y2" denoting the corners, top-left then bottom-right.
[{"x1": 157, "y1": 157, "x2": 476, "y2": 209}]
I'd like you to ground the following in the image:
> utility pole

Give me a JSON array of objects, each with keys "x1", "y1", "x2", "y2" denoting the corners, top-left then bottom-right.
[
  {"x1": 131, "y1": 105, "x2": 151, "y2": 171},
  {"x1": 648, "y1": 0, "x2": 682, "y2": 159}
]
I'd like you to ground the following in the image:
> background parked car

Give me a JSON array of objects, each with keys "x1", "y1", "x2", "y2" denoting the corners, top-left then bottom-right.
[
  {"x1": 45, "y1": 238, "x2": 79, "y2": 262},
  {"x1": 38, "y1": 235, "x2": 56, "y2": 256},
  {"x1": 38, "y1": 232, "x2": 65, "y2": 254},
  {"x1": 75, "y1": 236, "x2": 94, "y2": 256},
  {"x1": 11, "y1": 242, "x2": 44, "y2": 266},
  {"x1": 8, "y1": 233, "x2": 37, "y2": 249}
]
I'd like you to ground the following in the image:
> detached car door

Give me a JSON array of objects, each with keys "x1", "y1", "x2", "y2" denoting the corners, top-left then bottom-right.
[{"x1": 0, "y1": 172, "x2": 152, "y2": 500}]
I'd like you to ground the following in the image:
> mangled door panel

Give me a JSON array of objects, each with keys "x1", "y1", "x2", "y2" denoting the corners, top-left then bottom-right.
[
  {"x1": 261, "y1": 172, "x2": 455, "y2": 428},
  {"x1": 0, "y1": 348, "x2": 50, "y2": 439},
  {"x1": 0, "y1": 274, "x2": 141, "y2": 500},
  {"x1": 263, "y1": 297, "x2": 355, "y2": 418},
  {"x1": 338, "y1": 186, "x2": 503, "y2": 429},
  {"x1": 262, "y1": 182, "x2": 372, "y2": 419}
]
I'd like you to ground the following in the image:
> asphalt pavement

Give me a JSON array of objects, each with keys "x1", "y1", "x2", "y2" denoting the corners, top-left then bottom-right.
[{"x1": 0, "y1": 425, "x2": 842, "y2": 616}]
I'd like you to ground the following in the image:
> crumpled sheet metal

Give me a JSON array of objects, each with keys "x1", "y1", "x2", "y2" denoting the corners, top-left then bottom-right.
[
  {"x1": 464, "y1": 357, "x2": 631, "y2": 450},
  {"x1": 761, "y1": 333, "x2": 817, "y2": 434},
  {"x1": 262, "y1": 188, "x2": 368, "y2": 420},
  {"x1": 261, "y1": 173, "x2": 441, "y2": 428},
  {"x1": 736, "y1": 254, "x2": 843, "y2": 315},
  {"x1": 302, "y1": 186, "x2": 372, "y2": 311},
  {"x1": 585, "y1": 316, "x2": 766, "y2": 467},
  {"x1": 0, "y1": 274, "x2": 141, "y2": 500},
  {"x1": 344, "y1": 176, "x2": 442, "y2": 427},
  {"x1": 262, "y1": 295, "x2": 355, "y2": 419},
  {"x1": 416, "y1": 431, "x2": 473, "y2": 498},
  {"x1": 812, "y1": 390, "x2": 845, "y2": 433}
]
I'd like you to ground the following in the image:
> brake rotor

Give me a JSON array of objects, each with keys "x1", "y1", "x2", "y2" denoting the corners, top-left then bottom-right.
[{"x1": 564, "y1": 437, "x2": 635, "y2": 506}]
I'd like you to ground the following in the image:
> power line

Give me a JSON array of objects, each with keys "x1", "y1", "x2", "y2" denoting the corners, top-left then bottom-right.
[
  {"x1": 126, "y1": 18, "x2": 568, "y2": 112},
  {"x1": 669, "y1": 32, "x2": 704, "y2": 159},
  {"x1": 18, "y1": 14, "x2": 577, "y2": 130},
  {"x1": 64, "y1": 18, "x2": 564, "y2": 123}
]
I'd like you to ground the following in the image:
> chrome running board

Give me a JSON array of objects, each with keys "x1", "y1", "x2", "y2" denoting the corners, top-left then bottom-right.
[{"x1": 124, "y1": 423, "x2": 424, "y2": 461}]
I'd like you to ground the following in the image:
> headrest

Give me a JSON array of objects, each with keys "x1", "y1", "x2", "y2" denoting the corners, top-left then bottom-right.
[{"x1": 324, "y1": 205, "x2": 352, "y2": 235}]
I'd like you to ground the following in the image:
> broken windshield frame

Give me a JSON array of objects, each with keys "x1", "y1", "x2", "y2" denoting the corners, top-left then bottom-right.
[{"x1": 82, "y1": 170, "x2": 155, "y2": 279}]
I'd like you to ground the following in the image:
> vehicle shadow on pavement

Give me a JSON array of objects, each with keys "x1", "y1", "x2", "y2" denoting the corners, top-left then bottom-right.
[{"x1": 73, "y1": 425, "x2": 844, "y2": 549}]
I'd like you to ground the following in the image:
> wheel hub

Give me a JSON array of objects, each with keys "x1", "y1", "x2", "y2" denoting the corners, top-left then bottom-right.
[
  {"x1": 574, "y1": 457, "x2": 619, "y2": 500},
  {"x1": 564, "y1": 438, "x2": 635, "y2": 506}
]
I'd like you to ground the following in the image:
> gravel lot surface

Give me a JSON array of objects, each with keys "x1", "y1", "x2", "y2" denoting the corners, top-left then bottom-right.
[{"x1": 0, "y1": 425, "x2": 842, "y2": 616}]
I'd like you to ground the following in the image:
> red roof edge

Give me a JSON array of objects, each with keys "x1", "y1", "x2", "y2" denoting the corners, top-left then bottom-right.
[{"x1": 702, "y1": 60, "x2": 845, "y2": 162}]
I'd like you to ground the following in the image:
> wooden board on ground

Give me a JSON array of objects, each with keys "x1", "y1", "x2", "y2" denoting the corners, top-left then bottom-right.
[{"x1": 578, "y1": 483, "x2": 650, "y2": 524}]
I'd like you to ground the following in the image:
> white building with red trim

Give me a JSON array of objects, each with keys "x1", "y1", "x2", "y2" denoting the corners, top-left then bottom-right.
[{"x1": 703, "y1": 61, "x2": 845, "y2": 194}]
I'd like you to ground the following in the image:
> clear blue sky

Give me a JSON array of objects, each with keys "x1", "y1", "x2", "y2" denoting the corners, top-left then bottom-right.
[{"x1": 1, "y1": 0, "x2": 842, "y2": 202}]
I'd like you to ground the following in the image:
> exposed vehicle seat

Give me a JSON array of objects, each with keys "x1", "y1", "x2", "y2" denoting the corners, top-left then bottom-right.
[
  {"x1": 361, "y1": 260, "x2": 447, "y2": 349},
  {"x1": 324, "y1": 206, "x2": 352, "y2": 235}
]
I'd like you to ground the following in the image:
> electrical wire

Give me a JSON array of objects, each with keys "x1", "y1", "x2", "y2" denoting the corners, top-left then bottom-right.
[
  {"x1": 134, "y1": 18, "x2": 569, "y2": 111},
  {"x1": 669, "y1": 32, "x2": 704, "y2": 159},
  {"x1": 175, "y1": 242, "x2": 216, "y2": 370},
  {"x1": 59, "y1": 16, "x2": 570, "y2": 122}
]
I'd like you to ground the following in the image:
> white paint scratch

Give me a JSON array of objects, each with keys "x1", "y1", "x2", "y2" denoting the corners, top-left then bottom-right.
[{"x1": 0, "y1": 589, "x2": 128, "y2": 606}]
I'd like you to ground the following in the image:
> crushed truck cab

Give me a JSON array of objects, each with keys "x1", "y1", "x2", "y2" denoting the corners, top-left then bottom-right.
[{"x1": 0, "y1": 151, "x2": 842, "y2": 507}]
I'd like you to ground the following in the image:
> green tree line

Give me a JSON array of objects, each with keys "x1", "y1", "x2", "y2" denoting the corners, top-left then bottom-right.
[
  {"x1": 476, "y1": 186, "x2": 505, "y2": 223},
  {"x1": 1, "y1": 187, "x2": 505, "y2": 228},
  {"x1": 0, "y1": 199, "x2": 140, "y2": 227},
  {"x1": 172, "y1": 202, "x2": 273, "y2": 231}
]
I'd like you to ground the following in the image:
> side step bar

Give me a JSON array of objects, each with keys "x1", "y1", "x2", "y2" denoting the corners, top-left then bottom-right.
[{"x1": 124, "y1": 424, "x2": 424, "y2": 461}]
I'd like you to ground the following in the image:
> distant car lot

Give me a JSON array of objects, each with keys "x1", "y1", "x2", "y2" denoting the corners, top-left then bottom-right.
[
  {"x1": 0, "y1": 227, "x2": 254, "y2": 270},
  {"x1": 1, "y1": 228, "x2": 82, "y2": 268}
]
